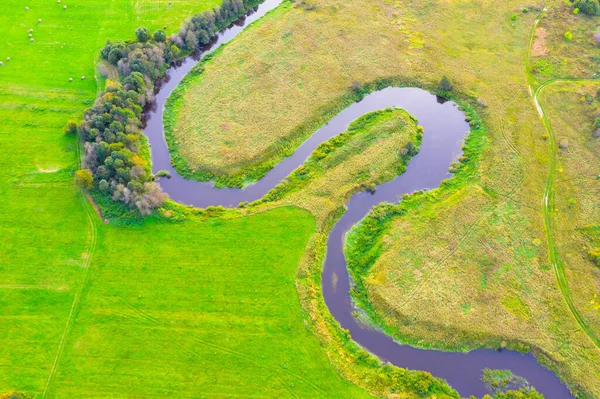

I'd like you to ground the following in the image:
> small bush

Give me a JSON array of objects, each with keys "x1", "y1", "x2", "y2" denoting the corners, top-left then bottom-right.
[
  {"x1": 573, "y1": 0, "x2": 600, "y2": 15},
  {"x1": 588, "y1": 247, "x2": 600, "y2": 266},
  {"x1": 438, "y1": 76, "x2": 453, "y2": 93},
  {"x1": 153, "y1": 29, "x2": 166, "y2": 42},
  {"x1": 574, "y1": 7, "x2": 580, "y2": 13},
  {"x1": 156, "y1": 170, "x2": 171, "y2": 179},
  {"x1": 564, "y1": 31, "x2": 573, "y2": 40},
  {"x1": 135, "y1": 26, "x2": 151, "y2": 42},
  {"x1": 64, "y1": 120, "x2": 78, "y2": 135},
  {"x1": 75, "y1": 169, "x2": 94, "y2": 190}
]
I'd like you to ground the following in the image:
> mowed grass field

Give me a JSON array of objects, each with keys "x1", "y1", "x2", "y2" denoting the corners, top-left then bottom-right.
[
  {"x1": 163, "y1": 0, "x2": 600, "y2": 396},
  {"x1": 0, "y1": 1, "x2": 384, "y2": 398},
  {"x1": 43, "y1": 207, "x2": 373, "y2": 398}
]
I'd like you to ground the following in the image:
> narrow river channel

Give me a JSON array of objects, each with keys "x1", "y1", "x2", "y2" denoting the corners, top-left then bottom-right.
[{"x1": 142, "y1": 1, "x2": 574, "y2": 397}]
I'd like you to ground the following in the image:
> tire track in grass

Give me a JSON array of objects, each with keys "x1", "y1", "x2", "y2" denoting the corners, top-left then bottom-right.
[
  {"x1": 42, "y1": 132, "x2": 100, "y2": 398},
  {"x1": 115, "y1": 297, "x2": 324, "y2": 396},
  {"x1": 526, "y1": 0, "x2": 600, "y2": 351},
  {"x1": 533, "y1": 78, "x2": 600, "y2": 350}
]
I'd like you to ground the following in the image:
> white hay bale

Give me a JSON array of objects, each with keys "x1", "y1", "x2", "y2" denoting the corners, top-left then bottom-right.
[
  {"x1": 58, "y1": 0, "x2": 61, "y2": 3},
  {"x1": 38, "y1": 18, "x2": 42, "y2": 23},
  {"x1": 0, "y1": 62, "x2": 3, "y2": 66},
  {"x1": 29, "y1": 29, "x2": 33, "y2": 33},
  {"x1": 25, "y1": 7, "x2": 29, "y2": 11},
  {"x1": 28, "y1": 34, "x2": 32, "y2": 38},
  {"x1": 63, "y1": 5, "x2": 67, "y2": 9},
  {"x1": 6, "y1": 57, "x2": 10, "y2": 61},
  {"x1": 81, "y1": 76, "x2": 85, "y2": 80},
  {"x1": 69, "y1": 77, "x2": 73, "y2": 82},
  {"x1": 30, "y1": 38, "x2": 35, "y2": 42}
]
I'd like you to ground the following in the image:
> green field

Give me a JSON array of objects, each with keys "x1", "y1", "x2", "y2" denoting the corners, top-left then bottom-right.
[
  {"x1": 3, "y1": 0, "x2": 600, "y2": 397},
  {"x1": 160, "y1": 0, "x2": 600, "y2": 396},
  {"x1": 0, "y1": 0, "x2": 412, "y2": 397}
]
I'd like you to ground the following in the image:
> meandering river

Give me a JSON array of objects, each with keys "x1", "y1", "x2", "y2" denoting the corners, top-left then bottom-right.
[{"x1": 143, "y1": 1, "x2": 573, "y2": 397}]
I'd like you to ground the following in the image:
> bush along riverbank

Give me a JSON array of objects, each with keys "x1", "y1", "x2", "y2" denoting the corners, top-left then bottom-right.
[{"x1": 72, "y1": 0, "x2": 268, "y2": 216}]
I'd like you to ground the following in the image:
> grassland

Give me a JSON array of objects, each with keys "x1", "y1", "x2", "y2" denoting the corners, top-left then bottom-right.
[
  {"x1": 538, "y1": 80, "x2": 600, "y2": 338},
  {"x1": 161, "y1": 0, "x2": 600, "y2": 396},
  {"x1": 0, "y1": 0, "x2": 409, "y2": 397}
]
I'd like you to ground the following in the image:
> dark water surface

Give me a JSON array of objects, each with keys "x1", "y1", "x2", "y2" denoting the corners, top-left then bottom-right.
[{"x1": 143, "y1": 1, "x2": 574, "y2": 397}]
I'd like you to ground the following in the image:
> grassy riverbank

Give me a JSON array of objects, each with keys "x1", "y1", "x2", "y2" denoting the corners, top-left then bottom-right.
[{"x1": 161, "y1": 0, "x2": 600, "y2": 396}]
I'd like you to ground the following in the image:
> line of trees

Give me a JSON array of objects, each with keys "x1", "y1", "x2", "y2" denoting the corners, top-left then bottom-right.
[{"x1": 74, "y1": 0, "x2": 265, "y2": 215}]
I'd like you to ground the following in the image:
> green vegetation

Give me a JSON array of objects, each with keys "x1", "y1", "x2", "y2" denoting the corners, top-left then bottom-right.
[
  {"x1": 2, "y1": 0, "x2": 424, "y2": 397},
  {"x1": 163, "y1": 0, "x2": 600, "y2": 396},
  {"x1": 257, "y1": 108, "x2": 422, "y2": 209},
  {"x1": 570, "y1": 0, "x2": 600, "y2": 16},
  {"x1": 79, "y1": 0, "x2": 267, "y2": 214},
  {"x1": 3, "y1": 0, "x2": 600, "y2": 397}
]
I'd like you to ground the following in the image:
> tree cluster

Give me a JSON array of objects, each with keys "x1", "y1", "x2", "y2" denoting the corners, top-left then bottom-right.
[
  {"x1": 572, "y1": 0, "x2": 600, "y2": 16},
  {"x1": 77, "y1": 0, "x2": 264, "y2": 215}
]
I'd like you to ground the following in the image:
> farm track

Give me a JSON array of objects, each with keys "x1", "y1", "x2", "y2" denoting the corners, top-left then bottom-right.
[
  {"x1": 42, "y1": 139, "x2": 100, "y2": 398},
  {"x1": 527, "y1": 6, "x2": 600, "y2": 350}
]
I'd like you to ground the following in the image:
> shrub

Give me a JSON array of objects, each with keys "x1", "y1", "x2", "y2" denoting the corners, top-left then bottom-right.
[
  {"x1": 75, "y1": 169, "x2": 94, "y2": 189},
  {"x1": 153, "y1": 29, "x2": 166, "y2": 42},
  {"x1": 156, "y1": 170, "x2": 171, "y2": 179},
  {"x1": 99, "y1": 179, "x2": 109, "y2": 193},
  {"x1": 573, "y1": 0, "x2": 600, "y2": 15},
  {"x1": 438, "y1": 76, "x2": 453, "y2": 93},
  {"x1": 564, "y1": 31, "x2": 573, "y2": 40},
  {"x1": 135, "y1": 27, "x2": 151, "y2": 42},
  {"x1": 574, "y1": 7, "x2": 580, "y2": 14},
  {"x1": 64, "y1": 120, "x2": 78, "y2": 134},
  {"x1": 588, "y1": 247, "x2": 600, "y2": 266}
]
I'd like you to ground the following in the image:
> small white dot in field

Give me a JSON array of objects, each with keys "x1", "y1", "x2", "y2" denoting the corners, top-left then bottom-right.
[
  {"x1": 0, "y1": 62, "x2": 4, "y2": 66},
  {"x1": 6, "y1": 57, "x2": 10, "y2": 61},
  {"x1": 28, "y1": 34, "x2": 32, "y2": 37},
  {"x1": 69, "y1": 77, "x2": 73, "y2": 81},
  {"x1": 58, "y1": 0, "x2": 61, "y2": 3},
  {"x1": 81, "y1": 76, "x2": 85, "y2": 80},
  {"x1": 30, "y1": 38, "x2": 35, "y2": 42},
  {"x1": 63, "y1": 5, "x2": 67, "y2": 9},
  {"x1": 38, "y1": 19, "x2": 42, "y2": 23},
  {"x1": 29, "y1": 29, "x2": 33, "y2": 33},
  {"x1": 25, "y1": 7, "x2": 29, "y2": 11}
]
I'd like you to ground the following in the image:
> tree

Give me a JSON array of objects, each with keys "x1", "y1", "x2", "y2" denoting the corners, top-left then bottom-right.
[
  {"x1": 64, "y1": 120, "x2": 78, "y2": 135},
  {"x1": 75, "y1": 169, "x2": 94, "y2": 190},
  {"x1": 99, "y1": 179, "x2": 109, "y2": 193},
  {"x1": 438, "y1": 76, "x2": 453, "y2": 93},
  {"x1": 564, "y1": 31, "x2": 573, "y2": 41},
  {"x1": 135, "y1": 27, "x2": 151, "y2": 42},
  {"x1": 153, "y1": 29, "x2": 166, "y2": 42},
  {"x1": 574, "y1": 0, "x2": 600, "y2": 15}
]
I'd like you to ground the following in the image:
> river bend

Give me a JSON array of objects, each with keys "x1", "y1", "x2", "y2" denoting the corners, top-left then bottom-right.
[{"x1": 142, "y1": 1, "x2": 573, "y2": 397}]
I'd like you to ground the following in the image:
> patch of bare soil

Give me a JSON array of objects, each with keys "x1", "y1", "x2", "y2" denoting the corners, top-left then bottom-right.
[{"x1": 532, "y1": 27, "x2": 548, "y2": 57}]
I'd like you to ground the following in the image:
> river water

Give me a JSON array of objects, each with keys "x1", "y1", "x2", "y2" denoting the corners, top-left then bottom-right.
[{"x1": 142, "y1": 1, "x2": 574, "y2": 397}]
